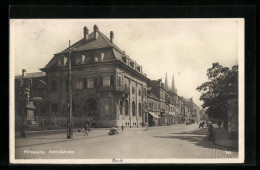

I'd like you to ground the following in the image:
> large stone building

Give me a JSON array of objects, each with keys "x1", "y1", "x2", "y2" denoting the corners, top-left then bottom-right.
[
  {"x1": 40, "y1": 25, "x2": 149, "y2": 128},
  {"x1": 15, "y1": 24, "x2": 203, "y2": 130}
]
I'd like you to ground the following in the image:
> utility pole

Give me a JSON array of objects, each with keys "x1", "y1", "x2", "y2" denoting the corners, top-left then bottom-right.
[{"x1": 67, "y1": 40, "x2": 73, "y2": 139}]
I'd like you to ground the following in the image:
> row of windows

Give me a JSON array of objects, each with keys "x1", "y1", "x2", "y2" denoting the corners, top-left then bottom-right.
[
  {"x1": 50, "y1": 75, "x2": 114, "y2": 91},
  {"x1": 119, "y1": 100, "x2": 142, "y2": 117},
  {"x1": 148, "y1": 100, "x2": 160, "y2": 110},
  {"x1": 57, "y1": 52, "x2": 105, "y2": 66},
  {"x1": 51, "y1": 77, "x2": 147, "y2": 96},
  {"x1": 122, "y1": 56, "x2": 142, "y2": 73}
]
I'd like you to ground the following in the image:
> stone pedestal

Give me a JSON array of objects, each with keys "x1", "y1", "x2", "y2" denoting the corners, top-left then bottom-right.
[{"x1": 25, "y1": 101, "x2": 36, "y2": 120}]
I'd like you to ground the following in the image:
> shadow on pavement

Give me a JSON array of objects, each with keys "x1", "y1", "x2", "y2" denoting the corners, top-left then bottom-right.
[{"x1": 153, "y1": 128, "x2": 238, "y2": 152}]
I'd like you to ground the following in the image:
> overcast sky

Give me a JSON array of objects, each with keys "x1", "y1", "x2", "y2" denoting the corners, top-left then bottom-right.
[{"x1": 10, "y1": 19, "x2": 243, "y2": 108}]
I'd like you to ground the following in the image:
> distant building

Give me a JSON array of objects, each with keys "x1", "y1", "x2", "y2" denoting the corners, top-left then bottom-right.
[
  {"x1": 148, "y1": 79, "x2": 167, "y2": 126},
  {"x1": 147, "y1": 90, "x2": 161, "y2": 126},
  {"x1": 15, "y1": 70, "x2": 47, "y2": 119}
]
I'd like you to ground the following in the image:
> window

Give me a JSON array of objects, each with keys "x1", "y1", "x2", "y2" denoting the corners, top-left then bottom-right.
[
  {"x1": 118, "y1": 76, "x2": 122, "y2": 86},
  {"x1": 132, "y1": 86, "x2": 135, "y2": 94},
  {"x1": 87, "y1": 79, "x2": 94, "y2": 88},
  {"x1": 51, "y1": 103, "x2": 58, "y2": 112},
  {"x1": 103, "y1": 76, "x2": 110, "y2": 87},
  {"x1": 130, "y1": 62, "x2": 134, "y2": 68},
  {"x1": 101, "y1": 53, "x2": 104, "y2": 61},
  {"x1": 122, "y1": 56, "x2": 126, "y2": 63},
  {"x1": 51, "y1": 80, "x2": 57, "y2": 92},
  {"x1": 94, "y1": 77, "x2": 98, "y2": 88},
  {"x1": 124, "y1": 99, "x2": 128, "y2": 115},
  {"x1": 75, "y1": 56, "x2": 82, "y2": 64},
  {"x1": 94, "y1": 56, "x2": 99, "y2": 62},
  {"x1": 85, "y1": 56, "x2": 93, "y2": 63},
  {"x1": 138, "y1": 88, "x2": 141, "y2": 96},
  {"x1": 137, "y1": 66, "x2": 140, "y2": 72},
  {"x1": 81, "y1": 55, "x2": 85, "y2": 63},
  {"x1": 110, "y1": 75, "x2": 114, "y2": 86},
  {"x1": 120, "y1": 100, "x2": 123, "y2": 115},
  {"x1": 76, "y1": 78, "x2": 85, "y2": 89},
  {"x1": 63, "y1": 57, "x2": 67, "y2": 65},
  {"x1": 139, "y1": 103, "x2": 142, "y2": 117},
  {"x1": 57, "y1": 58, "x2": 62, "y2": 65},
  {"x1": 132, "y1": 101, "x2": 136, "y2": 116}
]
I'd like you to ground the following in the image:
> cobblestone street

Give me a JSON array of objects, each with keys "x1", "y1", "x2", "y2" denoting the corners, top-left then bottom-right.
[{"x1": 15, "y1": 124, "x2": 238, "y2": 159}]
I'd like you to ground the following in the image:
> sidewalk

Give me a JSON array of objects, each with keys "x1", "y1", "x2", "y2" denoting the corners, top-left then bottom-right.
[
  {"x1": 15, "y1": 124, "x2": 186, "y2": 138},
  {"x1": 214, "y1": 127, "x2": 238, "y2": 148}
]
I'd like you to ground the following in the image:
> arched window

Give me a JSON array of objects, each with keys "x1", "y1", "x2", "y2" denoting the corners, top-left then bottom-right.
[
  {"x1": 124, "y1": 99, "x2": 128, "y2": 115},
  {"x1": 84, "y1": 98, "x2": 97, "y2": 116},
  {"x1": 120, "y1": 100, "x2": 123, "y2": 115},
  {"x1": 139, "y1": 103, "x2": 142, "y2": 117},
  {"x1": 51, "y1": 80, "x2": 57, "y2": 92},
  {"x1": 132, "y1": 101, "x2": 136, "y2": 116}
]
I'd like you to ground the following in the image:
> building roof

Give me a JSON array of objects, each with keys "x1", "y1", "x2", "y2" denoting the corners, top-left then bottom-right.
[
  {"x1": 15, "y1": 72, "x2": 46, "y2": 79},
  {"x1": 41, "y1": 25, "x2": 148, "y2": 80},
  {"x1": 167, "y1": 90, "x2": 177, "y2": 97},
  {"x1": 148, "y1": 92, "x2": 160, "y2": 101},
  {"x1": 57, "y1": 30, "x2": 124, "y2": 55}
]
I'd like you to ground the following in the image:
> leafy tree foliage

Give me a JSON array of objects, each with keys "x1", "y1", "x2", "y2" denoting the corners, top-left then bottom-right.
[{"x1": 196, "y1": 63, "x2": 238, "y2": 127}]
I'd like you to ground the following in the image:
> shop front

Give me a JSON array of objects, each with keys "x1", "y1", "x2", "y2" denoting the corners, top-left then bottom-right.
[{"x1": 147, "y1": 111, "x2": 160, "y2": 126}]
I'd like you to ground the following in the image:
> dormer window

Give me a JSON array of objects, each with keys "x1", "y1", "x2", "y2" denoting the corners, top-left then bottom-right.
[
  {"x1": 57, "y1": 56, "x2": 67, "y2": 66},
  {"x1": 130, "y1": 61, "x2": 134, "y2": 68},
  {"x1": 94, "y1": 56, "x2": 99, "y2": 62},
  {"x1": 63, "y1": 57, "x2": 67, "y2": 65},
  {"x1": 101, "y1": 52, "x2": 104, "y2": 61},
  {"x1": 75, "y1": 56, "x2": 82, "y2": 64},
  {"x1": 137, "y1": 66, "x2": 141, "y2": 72},
  {"x1": 57, "y1": 58, "x2": 62, "y2": 66},
  {"x1": 81, "y1": 55, "x2": 85, "y2": 63},
  {"x1": 122, "y1": 56, "x2": 126, "y2": 63}
]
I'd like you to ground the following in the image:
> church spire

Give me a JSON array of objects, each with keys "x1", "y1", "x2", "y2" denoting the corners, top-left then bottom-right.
[
  {"x1": 165, "y1": 72, "x2": 169, "y2": 90},
  {"x1": 171, "y1": 74, "x2": 177, "y2": 93}
]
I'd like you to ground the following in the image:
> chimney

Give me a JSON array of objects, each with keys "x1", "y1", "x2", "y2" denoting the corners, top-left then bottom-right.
[
  {"x1": 83, "y1": 26, "x2": 89, "y2": 40},
  {"x1": 110, "y1": 31, "x2": 114, "y2": 43},
  {"x1": 93, "y1": 25, "x2": 99, "y2": 39},
  {"x1": 22, "y1": 69, "x2": 26, "y2": 77}
]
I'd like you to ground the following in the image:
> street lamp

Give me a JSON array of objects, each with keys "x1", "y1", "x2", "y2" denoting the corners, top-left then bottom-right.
[{"x1": 67, "y1": 40, "x2": 73, "y2": 139}]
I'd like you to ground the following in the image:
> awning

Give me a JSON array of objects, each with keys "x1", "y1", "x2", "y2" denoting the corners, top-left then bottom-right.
[{"x1": 148, "y1": 112, "x2": 160, "y2": 119}]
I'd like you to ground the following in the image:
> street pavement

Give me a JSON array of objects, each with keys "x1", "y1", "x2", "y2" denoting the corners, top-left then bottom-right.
[{"x1": 15, "y1": 124, "x2": 238, "y2": 159}]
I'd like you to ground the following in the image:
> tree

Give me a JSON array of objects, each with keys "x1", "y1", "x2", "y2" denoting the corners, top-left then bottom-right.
[{"x1": 196, "y1": 63, "x2": 238, "y2": 129}]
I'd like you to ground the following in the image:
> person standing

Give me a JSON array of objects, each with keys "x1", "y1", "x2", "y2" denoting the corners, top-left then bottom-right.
[
  {"x1": 217, "y1": 120, "x2": 222, "y2": 129},
  {"x1": 208, "y1": 121, "x2": 214, "y2": 141},
  {"x1": 121, "y1": 123, "x2": 124, "y2": 133},
  {"x1": 84, "y1": 122, "x2": 89, "y2": 136}
]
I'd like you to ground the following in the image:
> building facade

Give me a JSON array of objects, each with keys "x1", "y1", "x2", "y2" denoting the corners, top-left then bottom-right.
[{"x1": 40, "y1": 25, "x2": 149, "y2": 128}]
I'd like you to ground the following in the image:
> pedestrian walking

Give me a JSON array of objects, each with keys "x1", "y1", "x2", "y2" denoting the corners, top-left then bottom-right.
[
  {"x1": 121, "y1": 123, "x2": 124, "y2": 133},
  {"x1": 217, "y1": 120, "x2": 221, "y2": 129},
  {"x1": 208, "y1": 121, "x2": 215, "y2": 141},
  {"x1": 84, "y1": 122, "x2": 89, "y2": 136},
  {"x1": 142, "y1": 121, "x2": 144, "y2": 128}
]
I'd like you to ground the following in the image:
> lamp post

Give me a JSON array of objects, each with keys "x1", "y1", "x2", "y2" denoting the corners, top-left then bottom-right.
[{"x1": 67, "y1": 40, "x2": 73, "y2": 139}]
